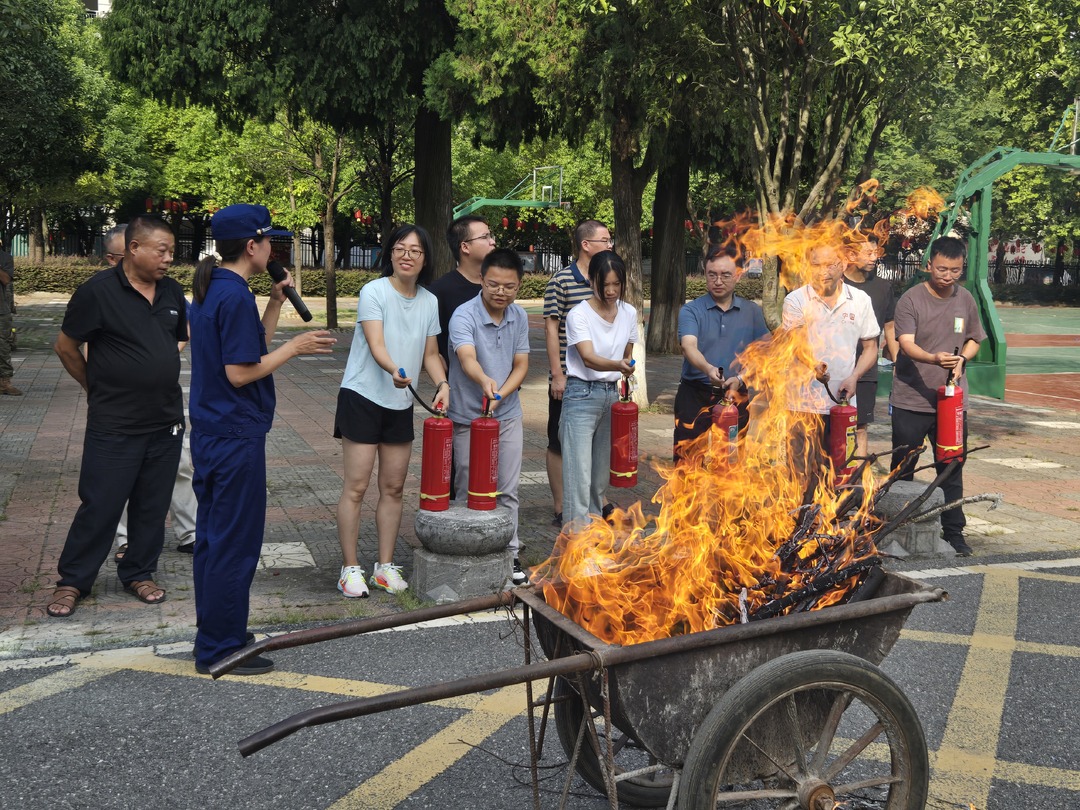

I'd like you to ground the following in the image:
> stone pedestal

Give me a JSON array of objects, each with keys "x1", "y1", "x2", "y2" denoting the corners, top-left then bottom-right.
[
  {"x1": 413, "y1": 505, "x2": 513, "y2": 602},
  {"x1": 874, "y1": 479, "x2": 954, "y2": 559}
]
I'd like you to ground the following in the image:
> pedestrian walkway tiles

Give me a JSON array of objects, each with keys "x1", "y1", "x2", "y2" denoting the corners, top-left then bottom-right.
[
  {"x1": 258, "y1": 542, "x2": 316, "y2": 569},
  {"x1": 0, "y1": 559, "x2": 1078, "y2": 808}
]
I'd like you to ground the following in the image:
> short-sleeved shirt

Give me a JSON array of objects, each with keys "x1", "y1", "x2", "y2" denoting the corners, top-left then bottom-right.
[
  {"x1": 188, "y1": 268, "x2": 276, "y2": 437},
  {"x1": 447, "y1": 294, "x2": 530, "y2": 425},
  {"x1": 61, "y1": 262, "x2": 186, "y2": 434},
  {"x1": 678, "y1": 294, "x2": 770, "y2": 383},
  {"x1": 890, "y1": 282, "x2": 986, "y2": 413},
  {"x1": 341, "y1": 276, "x2": 440, "y2": 410},
  {"x1": 843, "y1": 274, "x2": 896, "y2": 382},
  {"x1": 0, "y1": 249, "x2": 13, "y2": 316},
  {"x1": 429, "y1": 269, "x2": 482, "y2": 362},
  {"x1": 543, "y1": 263, "x2": 593, "y2": 376},
  {"x1": 565, "y1": 300, "x2": 639, "y2": 382},
  {"x1": 781, "y1": 283, "x2": 880, "y2": 414}
]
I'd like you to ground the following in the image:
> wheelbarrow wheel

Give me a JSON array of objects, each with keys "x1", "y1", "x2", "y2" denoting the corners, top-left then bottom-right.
[
  {"x1": 553, "y1": 676, "x2": 674, "y2": 808},
  {"x1": 678, "y1": 650, "x2": 927, "y2": 810}
]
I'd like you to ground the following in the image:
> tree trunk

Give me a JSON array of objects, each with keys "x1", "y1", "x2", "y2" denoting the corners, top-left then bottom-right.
[
  {"x1": 413, "y1": 106, "x2": 453, "y2": 279},
  {"x1": 29, "y1": 207, "x2": 45, "y2": 263},
  {"x1": 323, "y1": 208, "x2": 338, "y2": 329},
  {"x1": 287, "y1": 166, "x2": 303, "y2": 294},
  {"x1": 610, "y1": 109, "x2": 657, "y2": 406},
  {"x1": 761, "y1": 254, "x2": 783, "y2": 329},
  {"x1": 1054, "y1": 240, "x2": 1066, "y2": 287},
  {"x1": 646, "y1": 125, "x2": 690, "y2": 354}
]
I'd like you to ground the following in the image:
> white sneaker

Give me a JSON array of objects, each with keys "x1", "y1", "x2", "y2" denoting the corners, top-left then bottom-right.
[
  {"x1": 338, "y1": 565, "x2": 370, "y2": 598},
  {"x1": 370, "y1": 562, "x2": 409, "y2": 594}
]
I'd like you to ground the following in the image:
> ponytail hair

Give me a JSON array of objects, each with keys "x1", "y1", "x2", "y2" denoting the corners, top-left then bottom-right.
[{"x1": 192, "y1": 236, "x2": 267, "y2": 304}]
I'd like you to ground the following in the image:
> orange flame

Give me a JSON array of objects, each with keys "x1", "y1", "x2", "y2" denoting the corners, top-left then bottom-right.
[{"x1": 536, "y1": 216, "x2": 886, "y2": 645}]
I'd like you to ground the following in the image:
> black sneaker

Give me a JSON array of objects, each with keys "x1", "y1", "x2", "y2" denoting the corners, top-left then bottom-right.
[
  {"x1": 948, "y1": 536, "x2": 973, "y2": 557},
  {"x1": 512, "y1": 559, "x2": 529, "y2": 585},
  {"x1": 551, "y1": 512, "x2": 563, "y2": 527},
  {"x1": 191, "y1": 632, "x2": 257, "y2": 659},
  {"x1": 196, "y1": 654, "x2": 274, "y2": 676}
]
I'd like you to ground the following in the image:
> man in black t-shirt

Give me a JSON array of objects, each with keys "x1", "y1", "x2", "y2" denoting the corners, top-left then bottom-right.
[
  {"x1": 429, "y1": 216, "x2": 497, "y2": 499},
  {"x1": 843, "y1": 234, "x2": 897, "y2": 458},
  {"x1": 46, "y1": 217, "x2": 187, "y2": 618},
  {"x1": 430, "y1": 215, "x2": 496, "y2": 367}
]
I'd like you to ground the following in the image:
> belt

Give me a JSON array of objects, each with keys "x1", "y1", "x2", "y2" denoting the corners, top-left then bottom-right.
[{"x1": 679, "y1": 378, "x2": 722, "y2": 394}]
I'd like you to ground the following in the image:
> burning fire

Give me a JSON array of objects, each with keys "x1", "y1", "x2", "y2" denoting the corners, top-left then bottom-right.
[{"x1": 535, "y1": 215, "x2": 889, "y2": 645}]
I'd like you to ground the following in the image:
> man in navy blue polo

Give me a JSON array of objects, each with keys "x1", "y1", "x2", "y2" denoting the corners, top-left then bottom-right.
[
  {"x1": 48, "y1": 216, "x2": 187, "y2": 618},
  {"x1": 674, "y1": 244, "x2": 770, "y2": 462}
]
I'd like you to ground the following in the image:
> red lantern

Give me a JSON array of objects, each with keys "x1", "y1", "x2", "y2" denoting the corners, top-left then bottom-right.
[
  {"x1": 1033, "y1": 244, "x2": 1042, "y2": 254},
  {"x1": 181, "y1": 201, "x2": 188, "y2": 214},
  {"x1": 684, "y1": 220, "x2": 692, "y2": 230},
  {"x1": 501, "y1": 217, "x2": 509, "y2": 228},
  {"x1": 533, "y1": 221, "x2": 539, "y2": 231},
  {"x1": 365, "y1": 215, "x2": 373, "y2": 226},
  {"x1": 145, "y1": 197, "x2": 153, "y2": 213},
  {"x1": 515, "y1": 220, "x2": 523, "y2": 230},
  {"x1": 649, "y1": 228, "x2": 654, "y2": 238},
  {"x1": 354, "y1": 209, "x2": 362, "y2": 221}
]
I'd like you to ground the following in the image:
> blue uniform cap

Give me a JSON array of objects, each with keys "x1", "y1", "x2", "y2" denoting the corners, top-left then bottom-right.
[{"x1": 211, "y1": 204, "x2": 292, "y2": 240}]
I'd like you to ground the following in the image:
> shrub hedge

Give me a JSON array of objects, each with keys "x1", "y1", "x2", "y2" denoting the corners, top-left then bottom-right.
[
  {"x1": 25, "y1": 263, "x2": 1075, "y2": 305},
  {"x1": 12, "y1": 262, "x2": 766, "y2": 303}
]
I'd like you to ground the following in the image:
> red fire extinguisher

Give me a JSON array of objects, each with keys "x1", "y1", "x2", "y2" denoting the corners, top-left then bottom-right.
[
  {"x1": 935, "y1": 349, "x2": 964, "y2": 462},
  {"x1": 468, "y1": 396, "x2": 501, "y2": 510},
  {"x1": 710, "y1": 387, "x2": 739, "y2": 467},
  {"x1": 610, "y1": 372, "x2": 639, "y2": 488},
  {"x1": 828, "y1": 397, "x2": 858, "y2": 481},
  {"x1": 419, "y1": 410, "x2": 453, "y2": 511}
]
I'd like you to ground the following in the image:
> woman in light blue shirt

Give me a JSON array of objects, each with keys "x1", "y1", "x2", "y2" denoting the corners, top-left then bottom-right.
[{"x1": 335, "y1": 224, "x2": 449, "y2": 597}]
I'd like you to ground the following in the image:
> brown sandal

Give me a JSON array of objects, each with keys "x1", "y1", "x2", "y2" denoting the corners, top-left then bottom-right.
[
  {"x1": 46, "y1": 586, "x2": 81, "y2": 618},
  {"x1": 124, "y1": 580, "x2": 166, "y2": 604}
]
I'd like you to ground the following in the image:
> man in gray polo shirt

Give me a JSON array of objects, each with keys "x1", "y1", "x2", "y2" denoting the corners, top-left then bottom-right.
[{"x1": 448, "y1": 248, "x2": 531, "y2": 584}]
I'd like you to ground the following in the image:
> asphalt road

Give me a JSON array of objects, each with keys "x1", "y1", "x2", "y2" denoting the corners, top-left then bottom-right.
[{"x1": 2, "y1": 552, "x2": 1079, "y2": 810}]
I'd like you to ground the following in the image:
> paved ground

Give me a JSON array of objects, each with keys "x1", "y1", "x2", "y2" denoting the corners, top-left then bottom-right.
[
  {"x1": 1, "y1": 296, "x2": 1080, "y2": 808},
  {"x1": 1, "y1": 296, "x2": 1080, "y2": 654}
]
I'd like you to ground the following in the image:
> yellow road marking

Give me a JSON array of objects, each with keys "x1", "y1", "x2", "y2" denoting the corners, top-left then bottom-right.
[
  {"x1": 329, "y1": 685, "x2": 527, "y2": 810},
  {"x1": 0, "y1": 666, "x2": 114, "y2": 716},
  {"x1": 902, "y1": 628, "x2": 1080, "y2": 659},
  {"x1": 932, "y1": 569, "x2": 1019, "y2": 808}
]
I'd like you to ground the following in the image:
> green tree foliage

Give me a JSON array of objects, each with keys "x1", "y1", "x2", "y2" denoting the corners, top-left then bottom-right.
[{"x1": 0, "y1": 0, "x2": 108, "y2": 258}]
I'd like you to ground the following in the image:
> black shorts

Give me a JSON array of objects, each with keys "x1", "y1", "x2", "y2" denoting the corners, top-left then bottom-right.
[
  {"x1": 856, "y1": 379, "x2": 879, "y2": 426},
  {"x1": 334, "y1": 388, "x2": 414, "y2": 444},
  {"x1": 547, "y1": 388, "x2": 562, "y2": 454}
]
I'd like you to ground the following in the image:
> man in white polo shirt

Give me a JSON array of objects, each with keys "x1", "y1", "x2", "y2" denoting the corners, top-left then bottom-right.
[{"x1": 782, "y1": 244, "x2": 880, "y2": 495}]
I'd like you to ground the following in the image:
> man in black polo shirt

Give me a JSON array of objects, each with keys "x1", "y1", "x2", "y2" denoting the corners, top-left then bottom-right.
[{"x1": 47, "y1": 217, "x2": 187, "y2": 618}]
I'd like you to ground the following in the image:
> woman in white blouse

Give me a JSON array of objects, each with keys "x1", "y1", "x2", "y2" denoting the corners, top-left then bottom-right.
[{"x1": 560, "y1": 250, "x2": 638, "y2": 528}]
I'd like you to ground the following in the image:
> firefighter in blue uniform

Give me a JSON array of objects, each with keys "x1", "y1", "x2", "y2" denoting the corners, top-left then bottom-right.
[{"x1": 188, "y1": 204, "x2": 335, "y2": 675}]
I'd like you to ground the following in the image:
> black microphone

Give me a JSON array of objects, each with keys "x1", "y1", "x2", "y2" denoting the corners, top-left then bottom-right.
[{"x1": 266, "y1": 260, "x2": 313, "y2": 322}]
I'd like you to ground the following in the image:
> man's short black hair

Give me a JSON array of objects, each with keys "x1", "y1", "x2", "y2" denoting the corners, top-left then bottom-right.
[
  {"x1": 446, "y1": 215, "x2": 488, "y2": 262},
  {"x1": 573, "y1": 220, "x2": 607, "y2": 253},
  {"x1": 125, "y1": 217, "x2": 171, "y2": 250},
  {"x1": 929, "y1": 235, "x2": 966, "y2": 262},
  {"x1": 701, "y1": 242, "x2": 740, "y2": 272},
  {"x1": 481, "y1": 248, "x2": 524, "y2": 279}
]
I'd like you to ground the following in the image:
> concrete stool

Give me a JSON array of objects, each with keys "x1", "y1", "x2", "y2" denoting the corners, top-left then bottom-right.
[
  {"x1": 873, "y1": 479, "x2": 955, "y2": 559},
  {"x1": 413, "y1": 505, "x2": 513, "y2": 603}
]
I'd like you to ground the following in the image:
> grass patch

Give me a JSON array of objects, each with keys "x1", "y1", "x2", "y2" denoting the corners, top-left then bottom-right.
[
  {"x1": 393, "y1": 589, "x2": 428, "y2": 611},
  {"x1": 17, "y1": 577, "x2": 43, "y2": 594}
]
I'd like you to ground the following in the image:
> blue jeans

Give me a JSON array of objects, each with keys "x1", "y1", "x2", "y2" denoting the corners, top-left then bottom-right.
[{"x1": 560, "y1": 377, "x2": 619, "y2": 527}]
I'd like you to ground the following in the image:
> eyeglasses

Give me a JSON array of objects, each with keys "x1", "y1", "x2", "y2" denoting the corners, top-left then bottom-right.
[
  {"x1": 462, "y1": 232, "x2": 494, "y2": 244},
  {"x1": 585, "y1": 237, "x2": 614, "y2": 247},
  {"x1": 484, "y1": 281, "x2": 520, "y2": 294},
  {"x1": 392, "y1": 246, "x2": 424, "y2": 260},
  {"x1": 104, "y1": 252, "x2": 123, "y2": 261}
]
